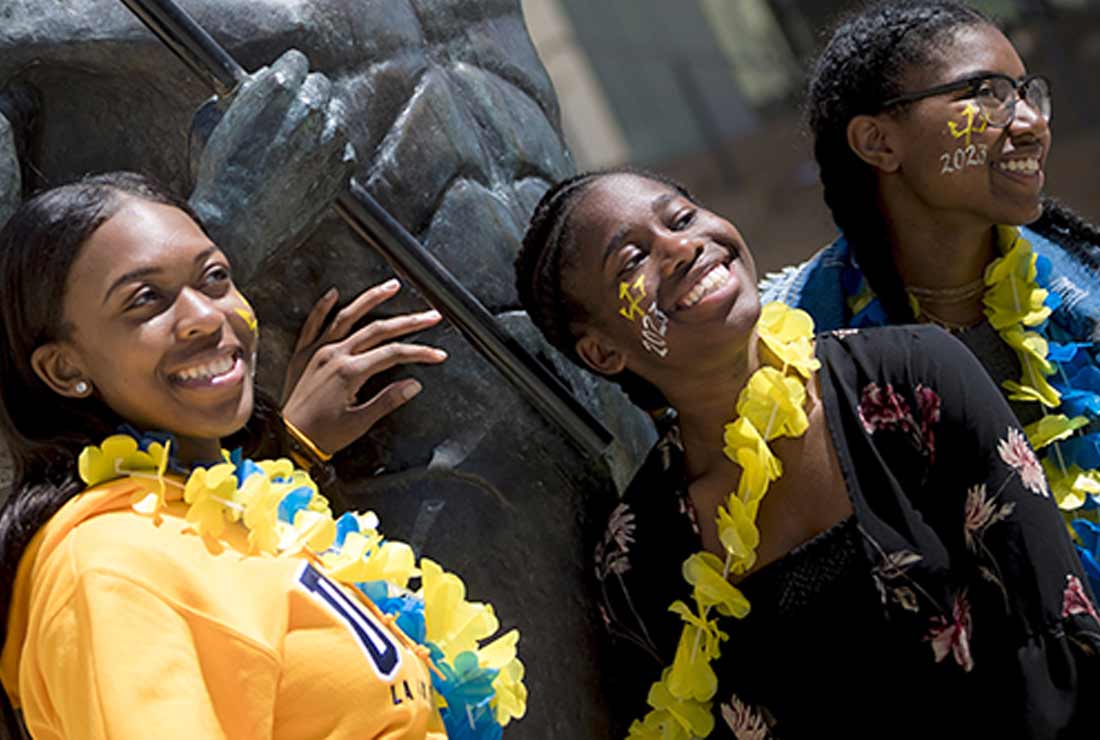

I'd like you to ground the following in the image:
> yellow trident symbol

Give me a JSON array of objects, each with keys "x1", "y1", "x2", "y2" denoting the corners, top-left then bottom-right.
[
  {"x1": 233, "y1": 289, "x2": 259, "y2": 336},
  {"x1": 618, "y1": 274, "x2": 647, "y2": 321},
  {"x1": 948, "y1": 102, "x2": 987, "y2": 147}
]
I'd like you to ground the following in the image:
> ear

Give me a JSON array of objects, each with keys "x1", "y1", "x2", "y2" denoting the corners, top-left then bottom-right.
[
  {"x1": 847, "y1": 114, "x2": 902, "y2": 173},
  {"x1": 576, "y1": 332, "x2": 627, "y2": 377},
  {"x1": 31, "y1": 342, "x2": 90, "y2": 398}
]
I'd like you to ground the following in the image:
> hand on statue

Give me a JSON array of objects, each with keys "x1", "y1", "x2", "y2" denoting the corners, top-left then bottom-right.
[
  {"x1": 188, "y1": 48, "x2": 355, "y2": 285},
  {"x1": 281, "y1": 279, "x2": 447, "y2": 457}
]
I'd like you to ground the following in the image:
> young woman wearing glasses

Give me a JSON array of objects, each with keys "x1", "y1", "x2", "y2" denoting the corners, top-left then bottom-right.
[{"x1": 762, "y1": 1, "x2": 1100, "y2": 592}]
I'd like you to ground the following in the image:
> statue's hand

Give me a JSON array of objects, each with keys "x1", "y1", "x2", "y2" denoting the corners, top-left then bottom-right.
[
  {"x1": 281, "y1": 280, "x2": 447, "y2": 457},
  {"x1": 189, "y1": 49, "x2": 356, "y2": 286}
]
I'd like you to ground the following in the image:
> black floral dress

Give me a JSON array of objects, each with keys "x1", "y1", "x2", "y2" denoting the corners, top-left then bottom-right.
[{"x1": 596, "y1": 326, "x2": 1100, "y2": 739}]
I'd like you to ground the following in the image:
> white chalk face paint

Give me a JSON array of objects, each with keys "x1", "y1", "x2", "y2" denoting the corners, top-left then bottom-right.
[
  {"x1": 641, "y1": 303, "x2": 669, "y2": 357},
  {"x1": 618, "y1": 274, "x2": 669, "y2": 358},
  {"x1": 940, "y1": 102, "x2": 989, "y2": 175}
]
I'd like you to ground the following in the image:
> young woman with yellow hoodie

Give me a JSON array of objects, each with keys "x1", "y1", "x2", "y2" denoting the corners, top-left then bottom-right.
[{"x1": 0, "y1": 173, "x2": 526, "y2": 739}]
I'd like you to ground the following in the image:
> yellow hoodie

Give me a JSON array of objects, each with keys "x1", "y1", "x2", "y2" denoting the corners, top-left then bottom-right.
[{"x1": 1, "y1": 476, "x2": 447, "y2": 739}]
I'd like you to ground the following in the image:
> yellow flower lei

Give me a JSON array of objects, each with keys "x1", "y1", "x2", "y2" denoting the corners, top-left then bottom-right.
[
  {"x1": 911, "y1": 226, "x2": 1100, "y2": 508},
  {"x1": 628, "y1": 303, "x2": 820, "y2": 739},
  {"x1": 77, "y1": 435, "x2": 527, "y2": 731}
]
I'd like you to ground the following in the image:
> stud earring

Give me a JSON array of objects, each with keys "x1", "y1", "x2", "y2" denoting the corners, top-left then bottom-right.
[{"x1": 74, "y1": 380, "x2": 90, "y2": 395}]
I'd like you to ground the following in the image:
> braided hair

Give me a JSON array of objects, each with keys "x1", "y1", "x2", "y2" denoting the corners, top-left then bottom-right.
[
  {"x1": 808, "y1": 1, "x2": 991, "y2": 321},
  {"x1": 515, "y1": 167, "x2": 693, "y2": 414}
]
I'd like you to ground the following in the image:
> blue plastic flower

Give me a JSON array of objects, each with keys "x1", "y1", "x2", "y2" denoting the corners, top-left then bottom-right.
[
  {"x1": 1071, "y1": 519, "x2": 1100, "y2": 599},
  {"x1": 358, "y1": 582, "x2": 427, "y2": 644},
  {"x1": 1061, "y1": 433, "x2": 1100, "y2": 470},
  {"x1": 333, "y1": 511, "x2": 361, "y2": 548},
  {"x1": 1047, "y1": 341, "x2": 1091, "y2": 364},
  {"x1": 277, "y1": 485, "x2": 315, "y2": 523},
  {"x1": 429, "y1": 645, "x2": 503, "y2": 740}
]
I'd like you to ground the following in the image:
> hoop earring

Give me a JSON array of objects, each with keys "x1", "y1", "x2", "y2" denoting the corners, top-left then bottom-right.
[{"x1": 74, "y1": 380, "x2": 90, "y2": 395}]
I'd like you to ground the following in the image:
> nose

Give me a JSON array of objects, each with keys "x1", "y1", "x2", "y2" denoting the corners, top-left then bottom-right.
[
  {"x1": 652, "y1": 230, "x2": 703, "y2": 278},
  {"x1": 1008, "y1": 94, "x2": 1049, "y2": 138},
  {"x1": 174, "y1": 287, "x2": 224, "y2": 341}
]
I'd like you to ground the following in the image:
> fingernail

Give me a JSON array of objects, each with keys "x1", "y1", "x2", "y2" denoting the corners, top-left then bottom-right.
[
  {"x1": 422, "y1": 310, "x2": 442, "y2": 321},
  {"x1": 324, "y1": 287, "x2": 338, "y2": 300},
  {"x1": 382, "y1": 278, "x2": 400, "y2": 291},
  {"x1": 402, "y1": 380, "x2": 423, "y2": 399},
  {"x1": 433, "y1": 348, "x2": 448, "y2": 360}
]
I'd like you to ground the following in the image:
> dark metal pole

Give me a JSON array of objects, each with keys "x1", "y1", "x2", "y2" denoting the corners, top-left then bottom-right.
[{"x1": 117, "y1": 0, "x2": 614, "y2": 457}]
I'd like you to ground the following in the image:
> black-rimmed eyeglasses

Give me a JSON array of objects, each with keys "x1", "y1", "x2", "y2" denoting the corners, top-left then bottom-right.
[{"x1": 880, "y1": 73, "x2": 1052, "y2": 128}]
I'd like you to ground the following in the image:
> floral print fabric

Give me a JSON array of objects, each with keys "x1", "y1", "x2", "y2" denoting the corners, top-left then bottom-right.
[{"x1": 598, "y1": 326, "x2": 1100, "y2": 739}]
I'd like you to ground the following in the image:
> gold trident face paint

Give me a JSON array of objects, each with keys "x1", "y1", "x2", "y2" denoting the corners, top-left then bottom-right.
[
  {"x1": 618, "y1": 274, "x2": 669, "y2": 358},
  {"x1": 233, "y1": 288, "x2": 259, "y2": 337},
  {"x1": 940, "y1": 102, "x2": 989, "y2": 175}
]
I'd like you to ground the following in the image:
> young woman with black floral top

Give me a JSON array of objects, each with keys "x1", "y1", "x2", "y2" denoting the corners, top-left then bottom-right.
[{"x1": 515, "y1": 169, "x2": 1099, "y2": 739}]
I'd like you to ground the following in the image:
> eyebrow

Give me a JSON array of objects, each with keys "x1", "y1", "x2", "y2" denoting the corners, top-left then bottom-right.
[
  {"x1": 103, "y1": 246, "x2": 218, "y2": 304},
  {"x1": 600, "y1": 192, "x2": 679, "y2": 268}
]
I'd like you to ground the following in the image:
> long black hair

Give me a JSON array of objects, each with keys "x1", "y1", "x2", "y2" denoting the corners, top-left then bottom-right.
[
  {"x1": 0, "y1": 173, "x2": 285, "y2": 673},
  {"x1": 514, "y1": 167, "x2": 695, "y2": 415}
]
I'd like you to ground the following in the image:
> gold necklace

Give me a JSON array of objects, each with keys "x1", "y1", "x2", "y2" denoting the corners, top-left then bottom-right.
[{"x1": 907, "y1": 276, "x2": 985, "y2": 304}]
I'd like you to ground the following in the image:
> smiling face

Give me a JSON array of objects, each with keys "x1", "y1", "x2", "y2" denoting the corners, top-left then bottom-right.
[
  {"x1": 884, "y1": 23, "x2": 1051, "y2": 227},
  {"x1": 35, "y1": 197, "x2": 258, "y2": 462},
  {"x1": 562, "y1": 174, "x2": 759, "y2": 386}
]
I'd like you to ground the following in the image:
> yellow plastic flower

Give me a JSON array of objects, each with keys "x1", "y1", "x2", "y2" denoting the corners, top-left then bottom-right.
[
  {"x1": 716, "y1": 497, "x2": 760, "y2": 575},
  {"x1": 723, "y1": 417, "x2": 782, "y2": 505},
  {"x1": 682, "y1": 552, "x2": 751, "y2": 619},
  {"x1": 1043, "y1": 457, "x2": 1100, "y2": 511},
  {"x1": 129, "y1": 439, "x2": 173, "y2": 520},
  {"x1": 183, "y1": 462, "x2": 239, "y2": 539},
  {"x1": 421, "y1": 558, "x2": 499, "y2": 660},
  {"x1": 289, "y1": 508, "x2": 337, "y2": 552},
  {"x1": 735, "y1": 366, "x2": 809, "y2": 440},
  {"x1": 257, "y1": 457, "x2": 296, "y2": 480},
  {"x1": 756, "y1": 302, "x2": 820, "y2": 378},
  {"x1": 479, "y1": 630, "x2": 527, "y2": 726},
  {"x1": 357, "y1": 541, "x2": 417, "y2": 589},
  {"x1": 1002, "y1": 377, "x2": 1061, "y2": 409},
  {"x1": 1000, "y1": 327, "x2": 1055, "y2": 376},
  {"x1": 983, "y1": 267, "x2": 1050, "y2": 329},
  {"x1": 627, "y1": 709, "x2": 692, "y2": 740},
  {"x1": 667, "y1": 601, "x2": 727, "y2": 701},
  {"x1": 78, "y1": 434, "x2": 166, "y2": 487},
  {"x1": 321, "y1": 529, "x2": 382, "y2": 582},
  {"x1": 1024, "y1": 415, "x2": 1089, "y2": 450},
  {"x1": 241, "y1": 476, "x2": 285, "y2": 554},
  {"x1": 646, "y1": 669, "x2": 715, "y2": 739}
]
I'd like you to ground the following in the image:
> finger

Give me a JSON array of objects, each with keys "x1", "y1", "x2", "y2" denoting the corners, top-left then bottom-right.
[
  {"x1": 294, "y1": 287, "x2": 339, "y2": 354},
  {"x1": 324, "y1": 278, "x2": 401, "y2": 342},
  {"x1": 350, "y1": 379, "x2": 423, "y2": 431},
  {"x1": 342, "y1": 343, "x2": 448, "y2": 382},
  {"x1": 342, "y1": 310, "x2": 443, "y2": 354},
  {"x1": 269, "y1": 49, "x2": 309, "y2": 89}
]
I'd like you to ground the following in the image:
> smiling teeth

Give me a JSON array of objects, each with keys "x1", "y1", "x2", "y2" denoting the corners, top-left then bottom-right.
[
  {"x1": 678, "y1": 264, "x2": 731, "y2": 309},
  {"x1": 173, "y1": 354, "x2": 235, "y2": 382},
  {"x1": 996, "y1": 158, "x2": 1040, "y2": 174}
]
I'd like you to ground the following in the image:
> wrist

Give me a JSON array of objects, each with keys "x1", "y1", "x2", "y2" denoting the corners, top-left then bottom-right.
[{"x1": 282, "y1": 415, "x2": 337, "y2": 488}]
